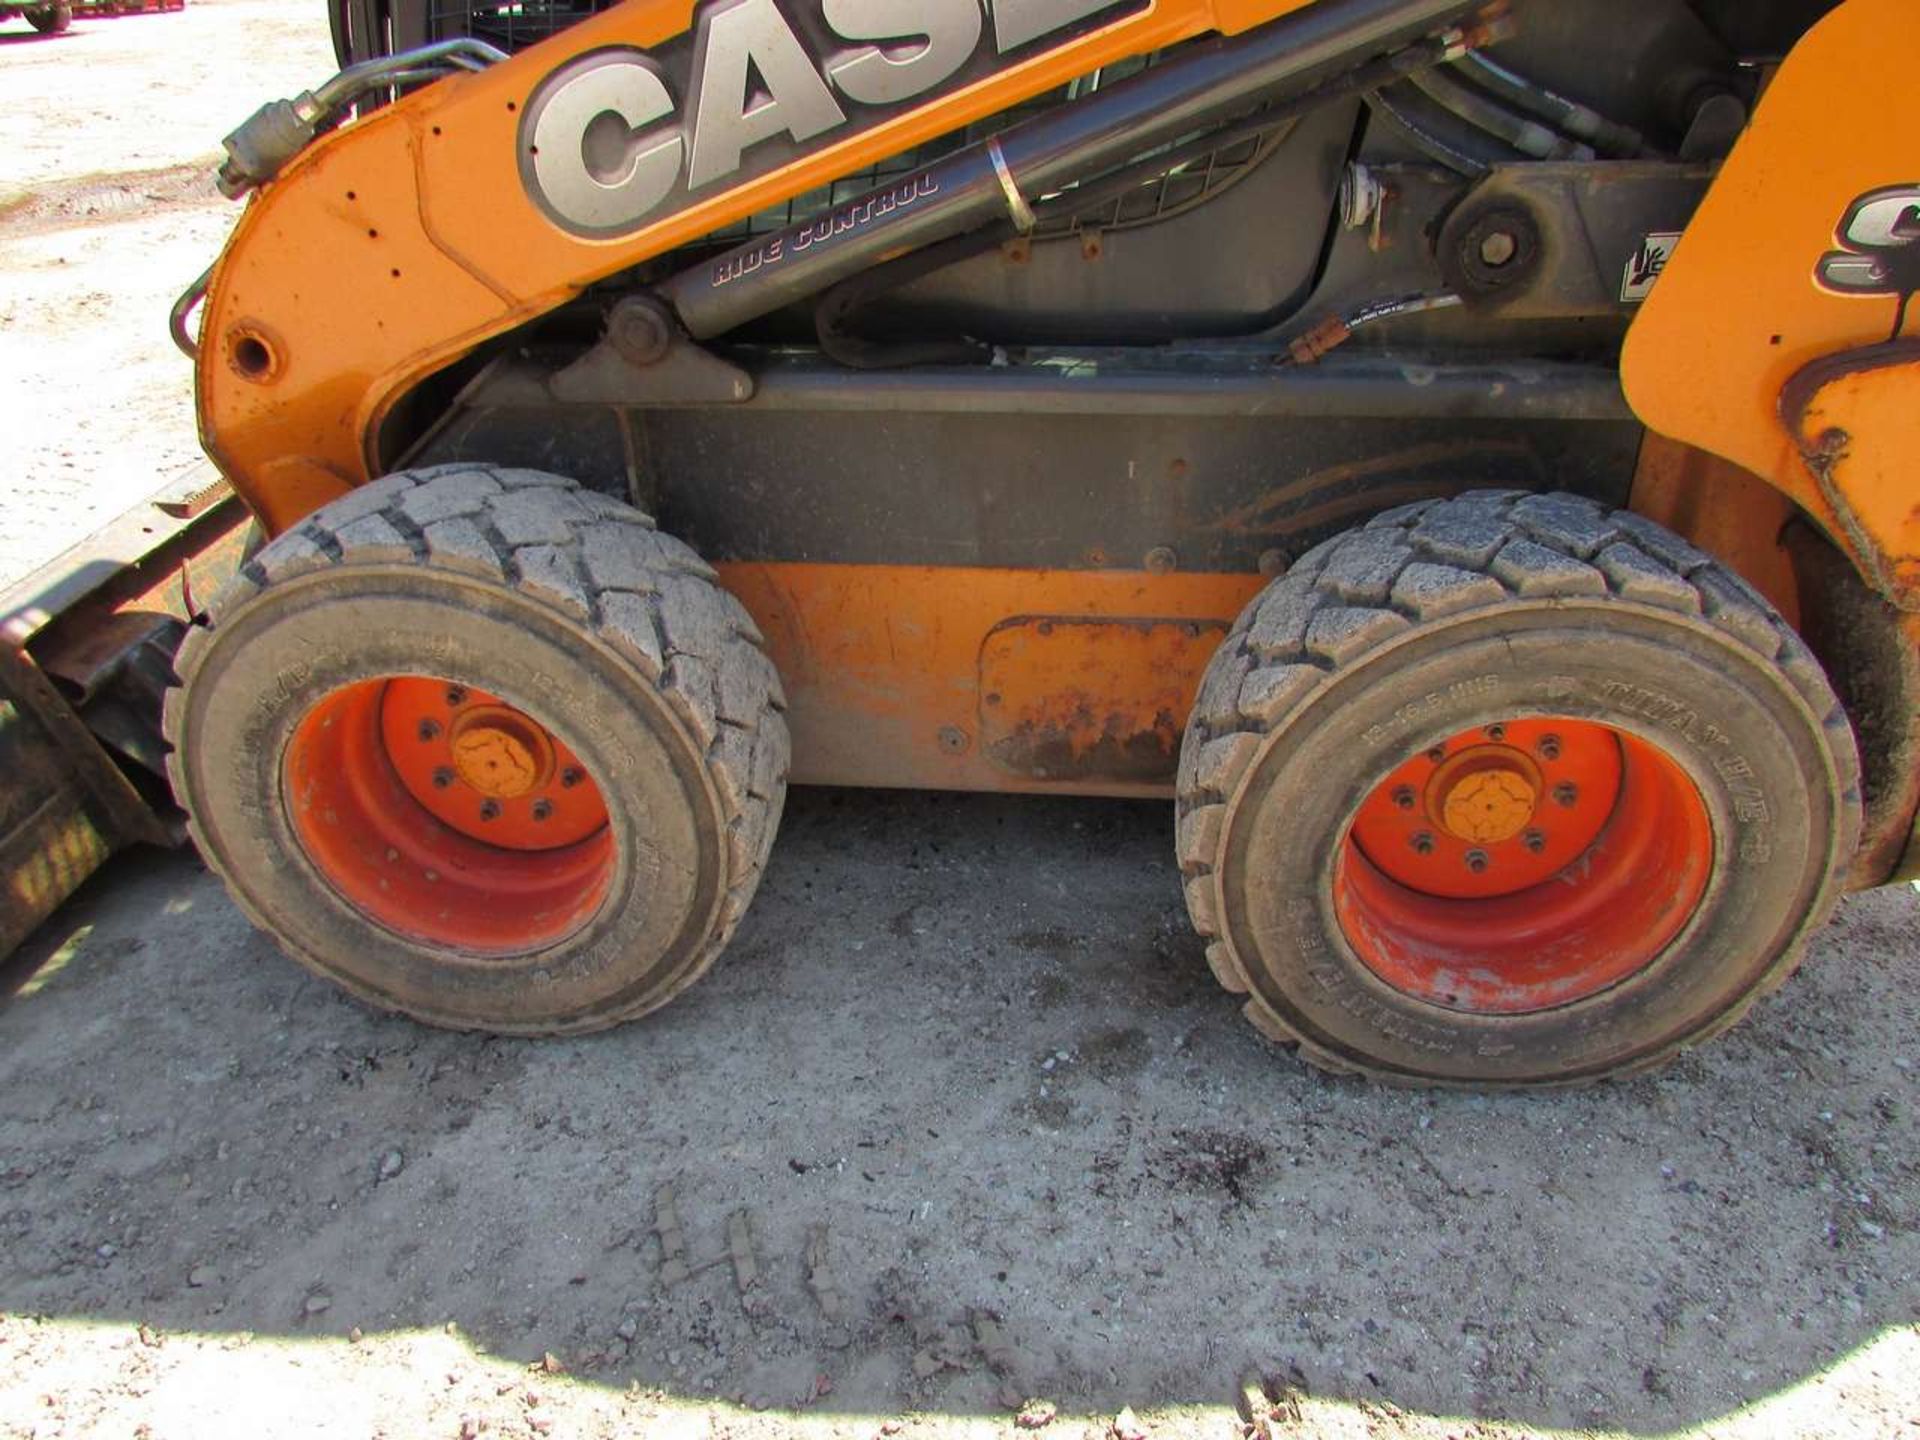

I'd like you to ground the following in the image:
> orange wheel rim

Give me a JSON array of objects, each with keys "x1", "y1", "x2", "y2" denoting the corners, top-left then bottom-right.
[
  {"x1": 1333, "y1": 718, "x2": 1713, "y2": 1014},
  {"x1": 283, "y1": 677, "x2": 614, "y2": 955}
]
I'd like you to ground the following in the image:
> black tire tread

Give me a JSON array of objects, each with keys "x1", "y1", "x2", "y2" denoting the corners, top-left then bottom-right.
[
  {"x1": 1175, "y1": 490, "x2": 1863, "y2": 1087},
  {"x1": 164, "y1": 465, "x2": 789, "y2": 1029}
]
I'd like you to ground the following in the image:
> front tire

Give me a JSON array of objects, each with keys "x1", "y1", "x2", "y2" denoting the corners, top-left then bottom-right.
[
  {"x1": 1176, "y1": 491, "x2": 1861, "y2": 1086},
  {"x1": 165, "y1": 466, "x2": 788, "y2": 1034}
]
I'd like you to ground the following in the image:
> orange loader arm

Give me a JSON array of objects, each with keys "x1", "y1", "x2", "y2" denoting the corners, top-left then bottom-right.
[{"x1": 191, "y1": 0, "x2": 1330, "y2": 532}]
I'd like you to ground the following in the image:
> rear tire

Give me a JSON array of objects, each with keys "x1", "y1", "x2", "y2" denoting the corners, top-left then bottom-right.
[
  {"x1": 1176, "y1": 490, "x2": 1861, "y2": 1086},
  {"x1": 164, "y1": 466, "x2": 789, "y2": 1034}
]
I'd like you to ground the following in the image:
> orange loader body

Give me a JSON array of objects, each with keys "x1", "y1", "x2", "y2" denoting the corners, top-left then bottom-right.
[{"x1": 187, "y1": 0, "x2": 1917, "y2": 819}]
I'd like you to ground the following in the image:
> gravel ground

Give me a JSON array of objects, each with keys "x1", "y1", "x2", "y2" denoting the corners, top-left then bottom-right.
[
  {"x1": 2, "y1": 4, "x2": 1918, "y2": 1438},
  {"x1": 0, "y1": 0, "x2": 333, "y2": 591},
  {"x1": 2, "y1": 802, "x2": 1918, "y2": 1440}
]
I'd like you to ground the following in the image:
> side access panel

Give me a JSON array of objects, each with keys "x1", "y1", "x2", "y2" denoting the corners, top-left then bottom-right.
[{"x1": 719, "y1": 564, "x2": 1261, "y2": 795}]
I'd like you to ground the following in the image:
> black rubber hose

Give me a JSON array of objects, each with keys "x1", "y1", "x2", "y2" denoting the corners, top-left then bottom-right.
[{"x1": 1450, "y1": 52, "x2": 1651, "y2": 158}]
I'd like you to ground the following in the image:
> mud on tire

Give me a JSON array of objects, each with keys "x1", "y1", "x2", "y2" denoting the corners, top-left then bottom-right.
[
  {"x1": 1176, "y1": 490, "x2": 1862, "y2": 1087},
  {"x1": 164, "y1": 465, "x2": 789, "y2": 1034}
]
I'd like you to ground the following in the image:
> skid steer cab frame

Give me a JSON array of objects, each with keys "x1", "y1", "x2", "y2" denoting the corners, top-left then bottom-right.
[{"x1": 16, "y1": 0, "x2": 1918, "y2": 1085}]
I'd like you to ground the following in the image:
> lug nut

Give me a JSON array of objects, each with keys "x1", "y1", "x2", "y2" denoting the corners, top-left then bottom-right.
[
  {"x1": 560, "y1": 766, "x2": 583, "y2": 789},
  {"x1": 1537, "y1": 733, "x2": 1562, "y2": 761},
  {"x1": 1464, "y1": 849, "x2": 1490, "y2": 873},
  {"x1": 478, "y1": 799, "x2": 501, "y2": 822},
  {"x1": 1553, "y1": 781, "x2": 1578, "y2": 808},
  {"x1": 430, "y1": 766, "x2": 455, "y2": 789},
  {"x1": 1484, "y1": 723, "x2": 1506, "y2": 742},
  {"x1": 1426, "y1": 746, "x2": 1447, "y2": 764},
  {"x1": 417, "y1": 717, "x2": 441, "y2": 742},
  {"x1": 445, "y1": 685, "x2": 468, "y2": 707},
  {"x1": 1411, "y1": 831, "x2": 1436, "y2": 855},
  {"x1": 531, "y1": 799, "x2": 553, "y2": 822},
  {"x1": 1391, "y1": 785, "x2": 1416, "y2": 811},
  {"x1": 1523, "y1": 829, "x2": 1546, "y2": 854}
]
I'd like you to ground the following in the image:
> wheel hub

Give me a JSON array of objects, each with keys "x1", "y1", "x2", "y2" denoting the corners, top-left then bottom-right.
[
  {"x1": 1429, "y1": 746, "x2": 1540, "y2": 844},
  {"x1": 1350, "y1": 719, "x2": 1619, "y2": 900},
  {"x1": 378, "y1": 679, "x2": 607, "y2": 851},
  {"x1": 449, "y1": 706, "x2": 552, "y2": 799}
]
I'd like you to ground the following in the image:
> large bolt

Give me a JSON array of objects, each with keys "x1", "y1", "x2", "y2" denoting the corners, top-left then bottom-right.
[
  {"x1": 445, "y1": 685, "x2": 468, "y2": 707},
  {"x1": 1464, "y1": 849, "x2": 1490, "y2": 873},
  {"x1": 431, "y1": 766, "x2": 455, "y2": 790},
  {"x1": 1411, "y1": 831, "x2": 1436, "y2": 855},
  {"x1": 1391, "y1": 785, "x2": 1416, "y2": 811},
  {"x1": 1552, "y1": 781, "x2": 1579, "y2": 808},
  {"x1": 1478, "y1": 230, "x2": 1518, "y2": 268},
  {"x1": 1339, "y1": 162, "x2": 1383, "y2": 230},
  {"x1": 1484, "y1": 723, "x2": 1507, "y2": 742},
  {"x1": 531, "y1": 799, "x2": 553, "y2": 822},
  {"x1": 478, "y1": 799, "x2": 501, "y2": 822},
  {"x1": 1537, "y1": 733, "x2": 1562, "y2": 761},
  {"x1": 609, "y1": 297, "x2": 673, "y2": 365},
  {"x1": 417, "y1": 717, "x2": 441, "y2": 742},
  {"x1": 1523, "y1": 829, "x2": 1547, "y2": 854},
  {"x1": 1426, "y1": 746, "x2": 1447, "y2": 765},
  {"x1": 560, "y1": 766, "x2": 584, "y2": 789}
]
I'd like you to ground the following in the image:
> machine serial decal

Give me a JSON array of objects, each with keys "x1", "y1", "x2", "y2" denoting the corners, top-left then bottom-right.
[
  {"x1": 1815, "y1": 183, "x2": 1920, "y2": 337},
  {"x1": 519, "y1": 0, "x2": 1143, "y2": 240}
]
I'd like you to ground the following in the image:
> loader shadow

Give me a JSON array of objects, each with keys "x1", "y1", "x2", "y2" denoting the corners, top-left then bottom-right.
[{"x1": 1, "y1": 786, "x2": 1915, "y2": 1434}]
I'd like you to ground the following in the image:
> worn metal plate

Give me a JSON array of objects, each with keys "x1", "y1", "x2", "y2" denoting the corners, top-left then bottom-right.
[
  {"x1": 978, "y1": 615, "x2": 1228, "y2": 784},
  {"x1": 1, "y1": 646, "x2": 122, "y2": 962}
]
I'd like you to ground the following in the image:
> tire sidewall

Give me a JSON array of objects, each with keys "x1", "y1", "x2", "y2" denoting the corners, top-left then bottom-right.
[
  {"x1": 1217, "y1": 602, "x2": 1845, "y2": 1084},
  {"x1": 177, "y1": 564, "x2": 728, "y2": 1031}
]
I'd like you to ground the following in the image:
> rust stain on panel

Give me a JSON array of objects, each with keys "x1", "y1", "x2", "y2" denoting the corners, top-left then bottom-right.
[{"x1": 978, "y1": 616, "x2": 1229, "y2": 783}]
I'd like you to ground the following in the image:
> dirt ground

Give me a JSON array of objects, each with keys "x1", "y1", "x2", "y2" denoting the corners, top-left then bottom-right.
[
  {"x1": 0, "y1": 0, "x2": 335, "y2": 591},
  {"x1": 2, "y1": 4, "x2": 1918, "y2": 1439}
]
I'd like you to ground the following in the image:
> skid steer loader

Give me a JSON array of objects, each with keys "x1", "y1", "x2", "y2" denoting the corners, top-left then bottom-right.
[{"x1": 4, "y1": 0, "x2": 1916, "y2": 1085}]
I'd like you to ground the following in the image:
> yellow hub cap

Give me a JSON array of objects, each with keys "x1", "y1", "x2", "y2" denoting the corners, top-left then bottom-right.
[
  {"x1": 448, "y1": 706, "x2": 554, "y2": 799},
  {"x1": 1428, "y1": 746, "x2": 1542, "y2": 844}
]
